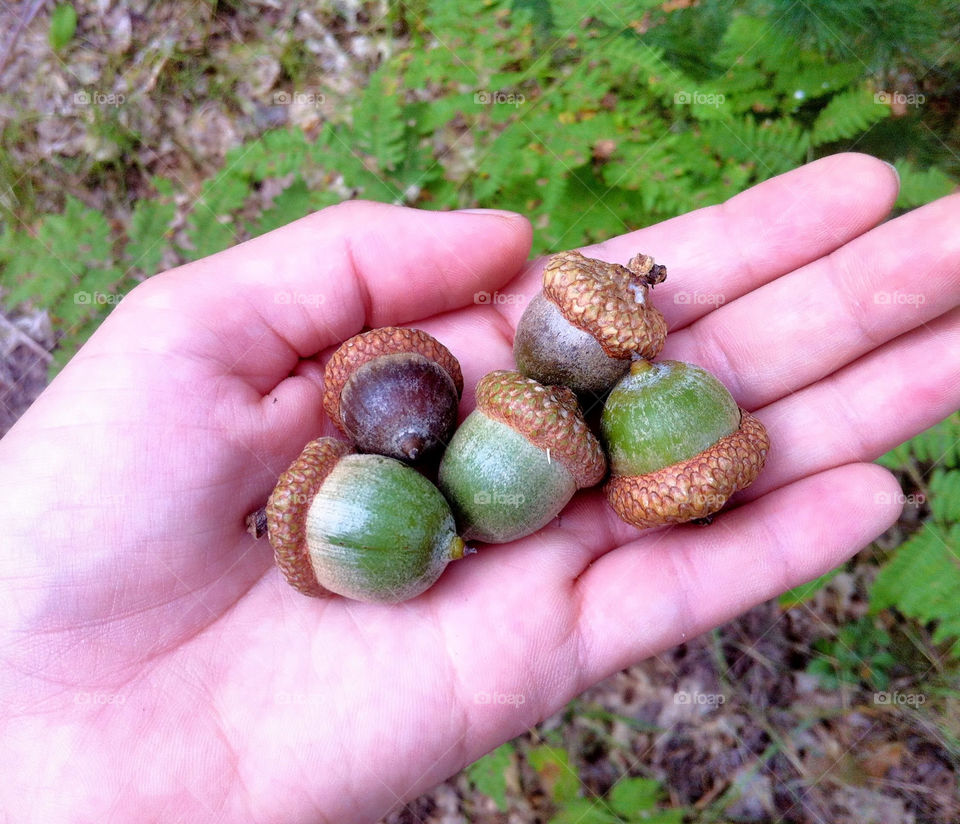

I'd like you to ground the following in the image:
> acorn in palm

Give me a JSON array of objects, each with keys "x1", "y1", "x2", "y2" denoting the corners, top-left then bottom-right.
[
  {"x1": 266, "y1": 438, "x2": 469, "y2": 603},
  {"x1": 601, "y1": 360, "x2": 770, "y2": 528},
  {"x1": 514, "y1": 250, "x2": 668, "y2": 395}
]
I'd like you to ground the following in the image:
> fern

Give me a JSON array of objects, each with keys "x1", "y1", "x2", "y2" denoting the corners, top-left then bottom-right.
[
  {"x1": 809, "y1": 86, "x2": 889, "y2": 146},
  {"x1": 125, "y1": 178, "x2": 176, "y2": 276},
  {"x1": 929, "y1": 469, "x2": 960, "y2": 524},
  {"x1": 894, "y1": 158, "x2": 957, "y2": 209},
  {"x1": 877, "y1": 413, "x2": 960, "y2": 471},
  {"x1": 870, "y1": 523, "x2": 960, "y2": 654}
]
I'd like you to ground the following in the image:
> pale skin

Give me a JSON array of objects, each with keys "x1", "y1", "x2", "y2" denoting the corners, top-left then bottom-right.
[{"x1": 0, "y1": 153, "x2": 958, "y2": 822}]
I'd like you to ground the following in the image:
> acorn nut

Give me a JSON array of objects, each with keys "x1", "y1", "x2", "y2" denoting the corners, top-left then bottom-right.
[
  {"x1": 601, "y1": 360, "x2": 770, "y2": 529},
  {"x1": 266, "y1": 437, "x2": 468, "y2": 603},
  {"x1": 323, "y1": 326, "x2": 463, "y2": 463},
  {"x1": 438, "y1": 370, "x2": 607, "y2": 543},
  {"x1": 513, "y1": 250, "x2": 668, "y2": 395}
]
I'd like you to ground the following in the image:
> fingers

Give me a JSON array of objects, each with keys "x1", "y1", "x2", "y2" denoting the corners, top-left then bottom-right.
[
  {"x1": 581, "y1": 153, "x2": 901, "y2": 330},
  {"x1": 420, "y1": 153, "x2": 901, "y2": 385},
  {"x1": 571, "y1": 463, "x2": 902, "y2": 683},
  {"x1": 742, "y1": 306, "x2": 960, "y2": 500},
  {"x1": 663, "y1": 191, "x2": 960, "y2": 408},
  {"x1": 105, "y1": 202, "x2": 532, "y2": 391}
]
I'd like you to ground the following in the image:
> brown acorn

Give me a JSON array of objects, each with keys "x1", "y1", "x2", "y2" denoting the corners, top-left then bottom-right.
[
  {"x1": 323, "y1": 327, "x2": 463, "y2": 463},
  {"x1": 438, "y1": 370, "x2": 607, "y2": 543},
  {"x1": 514, "y1": 250, "x2": 668, "y2": 395},
  {"x1": 601, "y1": 360, "x2": 770, "y2": 528}
]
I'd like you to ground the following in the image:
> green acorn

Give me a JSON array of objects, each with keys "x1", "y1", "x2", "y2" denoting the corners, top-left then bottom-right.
[
  {"x1": 266, "y1": 438, "x2": 468, "y2": 603},
  {"x1": 601, "y1": 360, "x2": 770, "y2": 528},
  {"x1": 438, "y1": 370, "x2": 607, "y2": 543}
]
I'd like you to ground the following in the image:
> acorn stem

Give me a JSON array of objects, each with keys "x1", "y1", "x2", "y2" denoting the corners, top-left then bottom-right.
[
  {"x1": 450, "y1": 535, "x2": 472, "y2": 559},
  {"x1": 246, "y1": 505, "x2": 268, "y2": 539},
  {"x1": 629, "y1": 358, "x2": 655, "y2": 376},
  {"x1": 626, "y1": 252, "x2": 667, "y2": 287}
]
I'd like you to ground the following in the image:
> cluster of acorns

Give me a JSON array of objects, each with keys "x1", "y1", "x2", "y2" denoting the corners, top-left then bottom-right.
[{"x1": 252, "y1": 250, "x2": 770, "y2": 604}]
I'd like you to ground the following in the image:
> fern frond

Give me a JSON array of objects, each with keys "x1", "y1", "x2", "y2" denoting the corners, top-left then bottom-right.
[
  {"x1": 810, "y1": 86, "x2": 888, "y2": 146},
  {"x1": 894, "y1": 158, "x2": 956, "y2": 209},
  {"x1": 870, "y1": 523, "x2": 960, "y2": 654}
]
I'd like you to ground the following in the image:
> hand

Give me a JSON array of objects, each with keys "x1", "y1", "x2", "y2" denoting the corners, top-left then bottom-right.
[{"x1": 1, "y1": 153, "x2": 957, "y2": 823}]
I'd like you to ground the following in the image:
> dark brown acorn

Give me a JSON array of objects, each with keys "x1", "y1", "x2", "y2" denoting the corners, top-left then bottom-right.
[{"x1": 323, "y1": 327, "x2": 463, "y2": 463}]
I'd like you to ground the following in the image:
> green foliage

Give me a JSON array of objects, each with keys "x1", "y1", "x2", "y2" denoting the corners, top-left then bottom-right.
[
  {"x1": 49, "y1": 4, "x2": 78, "y2": 52},
  {"x1": 465, "y1": 742, "x2": 515, "y2": 812},
  {"x1": 873, "y1": 414, "x2": 960, "y2": 656},
  {"x1": 5, "y1": 0, "x2": 957, "y2": 373},
  {"x1": 871, "y1": 524, "x2": 960, "y2": 654},
  {"x1": 528, "y1": 745, "x2": 581, "y2": 804},
  {"x1": 877, "y1": 413, "x2": 960, "y2": 470},
  {"x1": 549, "y1": 776, "x2": 685, "y2": 824},
  {"x1": 807, "y1": 617, "x2": 898, "y2": 690}
]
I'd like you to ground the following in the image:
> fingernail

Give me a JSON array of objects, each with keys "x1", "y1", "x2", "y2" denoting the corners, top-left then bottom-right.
[
  {"x1": 457, "y1": 208, "x2": 524, "y2": 218},
  {"x1": 883, "y1": 160, "x2": 900, "y2": 186}
]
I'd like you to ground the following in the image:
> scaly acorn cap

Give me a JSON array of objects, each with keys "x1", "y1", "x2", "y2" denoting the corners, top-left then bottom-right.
[
  {"x1": 266, "y1": 437, "x2": 352, "y2": 597},
  {"x1": 542, "y1": 250, "x2": 668, "y2": 361},
  {"x1": 475, "y1": 370, "x2": 606, "y2": 488},
  {"x1": 605, "y1": 410, "x2": 769, "y2": 529},
  {"x1": 323, "y1": 326, "x2": 464, "y2": 434}
]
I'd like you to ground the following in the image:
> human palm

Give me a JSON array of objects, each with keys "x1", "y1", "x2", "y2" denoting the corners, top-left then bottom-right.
[{"x1": 1, "y1": 154, "x2": 958, "y2": 822}]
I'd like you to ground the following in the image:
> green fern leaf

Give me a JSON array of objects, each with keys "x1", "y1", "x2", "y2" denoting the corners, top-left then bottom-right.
[
  {"x1": 125, "y1": 179, "x2": 176, "y2": 276},
  {"x1": 894, "y1": 159, "x2": 956, "y2": 209},
  {"x1": 929, "y1": 469, "x2": 960, "y2": 524},
  {"x1": 870, "y1": 523, "x2": 960, "y2": 654},
  {"x1": 810, "y1": 87, "x2": 888, "y2": 145},
  {"x1": 877, "y1": 413, "x2": 960, "y2": 470},
  {"x1": 351, "y1": 68, "x2": 406, "y2": 173}
]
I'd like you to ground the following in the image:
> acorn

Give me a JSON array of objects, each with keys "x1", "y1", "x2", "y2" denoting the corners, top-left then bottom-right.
[
  {"x1": 513, "y1": 250, "x2": 668, "y2": 395},
  {"x1": 438, "y1": 370, "x2": 607, "y2": 543},
  {"x1": 323, "y1": 327, "x2": 463, "y2": 463},
  {"x1": 601, "y1": 360, "x2": 770, "y2": 529},
  {"x1": 266, "y1": 437, "x2": 468, "y2": 603}
]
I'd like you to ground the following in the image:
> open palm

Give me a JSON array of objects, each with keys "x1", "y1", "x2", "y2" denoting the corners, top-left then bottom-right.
[{"x1": 1, "y1": 154, "x2": 958, "y2": 823}]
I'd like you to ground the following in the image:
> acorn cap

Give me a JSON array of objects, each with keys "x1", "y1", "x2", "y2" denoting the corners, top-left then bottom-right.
[
  {"x1": 266, "y1": 437, "x2": 352, "y2": 596},
  {"x1": 605, "y1": 410, "x2": 769, "y2": 529},
  {"x1": 323, "y1": 327, "x2": 464, "y2": 433},
  {"x1": 542, "y1": 250, "x2": 668, "y2": 360},
  {"x1": 475, "y1": 370, "x2": 606, "y2": 488}
]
